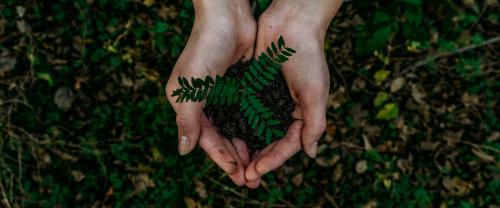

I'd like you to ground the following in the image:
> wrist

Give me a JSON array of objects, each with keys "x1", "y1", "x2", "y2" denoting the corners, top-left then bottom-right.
[
  {"x1": 267, "y1": 0, "x2": 342, "y2": 34},
  {"x1": 193, "y1": 0, "x2": 251, "y2": 19}
]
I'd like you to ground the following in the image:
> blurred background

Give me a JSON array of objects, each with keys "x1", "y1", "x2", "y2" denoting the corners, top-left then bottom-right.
[{"x1": 0, "y1": 0, "x2": 499, "y2": 207}]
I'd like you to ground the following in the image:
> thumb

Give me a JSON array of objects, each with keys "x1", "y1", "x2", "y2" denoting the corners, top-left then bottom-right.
[
  {"x1": 301, "y1": 103, "x2": 326, "y2": 158},
  {"x1": 176, "y1": 103, "x2": 202, "y2": 155}
]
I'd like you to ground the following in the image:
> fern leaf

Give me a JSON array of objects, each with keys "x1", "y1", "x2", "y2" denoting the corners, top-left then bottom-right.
[
  {"x1": 257, "y1": 122, "x2": 266, "y2": 136},
  {"x1": 253, "y1": 82, "x2": 263, "y2": 90},
  {"x1": 246, "y1": 87, "x2": 256, "y2": 94},
  {"x1": 248, "y1": 110, "x2": 256, "y2": 124},
  {"x1": 253, "y1": 60, "x2": 263, "y2": 72},
  {"x1": 285, "y1": 47, "x2": 296, "y2": 53},
  {"x1": 276, "y1": 54, "x2": 288, "y2": 63},
  {"x1": 265, "y1": 129, "x2": 272, "y2": 144},
  {"x1": 252, "y1": 117, "x2": 259, "y2": 129},
  {"x1": 257, "y1": 77, "x2": 268, "y2": 86},
  {"x1": 278, "y1": 36, "x2": 285, "y2": 49},
  {"x1": 260, "y1": 54, "x2": 281, "y2": 71},
  {"x1": 272, "y1": 129, "x2": 285, "y2": 137},
  {"x1": 182, "y1": 78, "x2": 192, "y2": 90},
  {"x1": 191, "y1": 77, "x2": 199, "y2": 88},
  {"x1": 178, "y1": 77, "x2": 184, "y2": 88},
  {"x1": 205, "y1": 76, "x2": 214, "y2": 85},
  {"x1": 240, "y1": 79, "x2": 248, "y2": 88},
  {"x1": 267, "y1": 47, "x2": 273, "y2": 58},
  {"x1": 271, "y1": 42, "x2": 278, "y2": 54},
  {"x1": 240, "y1": 95, "x2": 281, "y2": 142},
  {"x1": 244, "y1": 73, "x2": 253, "y2": 83},
  {"x1": 281, "y1": 50, "x2": 292, "y2": 57},
  {"x1": 249, "y1": 66, "x2": 258, "y2": 77},
  {"x1": 262, "y1": 71, "x2": 274, "y2": 80},
  {"x1": 262, "y1": 111, "x2": 273, "y2": 118},
  {"x1": 267, "y1": 120, "x2": 280, "y2": 126}
]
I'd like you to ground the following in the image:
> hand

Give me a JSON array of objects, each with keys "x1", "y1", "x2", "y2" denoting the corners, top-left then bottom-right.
[
  {"x1": 244, "y1": 0, "x2": 342, "y2": 188},
  {"x1": 165, "y1": 0, "x2": 255, "y2": 186}
]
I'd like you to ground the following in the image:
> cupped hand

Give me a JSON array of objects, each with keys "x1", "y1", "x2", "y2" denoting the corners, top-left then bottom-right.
[
  {"x1": 244, "y1": 0, "x2": 342, "y2": 188},
  {"x1": 165, "y1": 0, "x2": 255, "y2": 186}
]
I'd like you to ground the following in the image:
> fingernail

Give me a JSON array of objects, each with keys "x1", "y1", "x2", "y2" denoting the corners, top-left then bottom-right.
[
  {"x1": 308, "y1": 141, "x2": 318, "y2": 158},
  {"x1": 179, "y1": 136, "x2": 190, "y2": 155}
]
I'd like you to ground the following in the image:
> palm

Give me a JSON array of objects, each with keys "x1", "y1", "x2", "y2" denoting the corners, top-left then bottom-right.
[
  {"x1": 166, "y1": 4, "x2": 256, "y2": 186},
  {"x1": 244, "y1": 13, "x2": 329, "y2": 188}
]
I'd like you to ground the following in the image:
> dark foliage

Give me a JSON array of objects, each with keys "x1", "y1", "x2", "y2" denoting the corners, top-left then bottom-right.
[{"x1": 0, "y1": 0, "x2": 498, "y2": 207}]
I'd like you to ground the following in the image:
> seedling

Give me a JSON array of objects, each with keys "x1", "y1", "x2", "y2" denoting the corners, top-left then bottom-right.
[{"x1": 171, "y1": 36, "x2": 296, "y2": 144}]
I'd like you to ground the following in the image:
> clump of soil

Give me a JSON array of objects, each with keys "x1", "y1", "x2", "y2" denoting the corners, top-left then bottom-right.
[{"x1": 204, "y1": 62, "x2": 295, "y2": 149}]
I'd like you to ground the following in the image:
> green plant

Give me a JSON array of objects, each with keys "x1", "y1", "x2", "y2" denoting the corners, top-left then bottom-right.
[{"x1": 171, "y1": 36, "x2": 296, "y2": 143}]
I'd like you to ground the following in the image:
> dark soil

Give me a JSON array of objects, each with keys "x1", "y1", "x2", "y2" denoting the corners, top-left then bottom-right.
[{"x1": 204, "y1": 62, "x2": 295, "y2": 149}]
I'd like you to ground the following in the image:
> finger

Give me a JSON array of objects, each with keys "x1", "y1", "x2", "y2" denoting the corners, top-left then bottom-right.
[
  {"x1": 255, "y1": 121, "x2": 303, "y2": 176},
  {"x1": 199, "y1": 122, "x2": 238, "y2": 176},
  {"x1": 244, "y1": 143, "x2": 276, "y2": 181},
  {"x1": 231, "y1": 138, "x2": 250, "y2": 166},
  {"x1": 301, "y1": 101, "x2": 326, "y2": 158},
  {"x1": 175, "y1": 102, "x2": 203, "y2": 155},
  {"x1": 199, "y1": 115, "x2": 246, "y2": 186},
  {"x1": 221, "y1": 138, "x2": 247, "y2": 186},
  {"x1": 251, "y1": 150, "x2": 261, "y2": 161},
  {"x1": 246, "y1": 179, "x2": 261, "y2": 189}
]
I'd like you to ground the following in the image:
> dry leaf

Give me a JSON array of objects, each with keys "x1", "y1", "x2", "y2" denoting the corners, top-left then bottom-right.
[
  {"x1": 71, "y1": 170, "x2": 85, "y2": 182},
  {"x1": 363, "y1": 200, "x2": 377, "y2": 208},
  {"x1": 462, "y1": 0, "x2": 475, "y2": 6},
  {"x1": 54, "y1": 87, "x2": 75, "y2": 111},
  {"x1": 158, "y1": 5, "x2": 178, "y2": 20},
  {"x1": 194, "y1": 180, "x2": 207, "y2": 199},
  {"x1": 442, "y1": 177, "x2": 474, "y2": 196},
  {"x1": 105, "y1": 186, "x2": 113, "y2": 198},
  {"x1": 316, "y1": 155, "x2": 340, "y2": 167},
  {"x1": 51, "y1": 149, "x2": 78, "y2": 162},
  {"x1": 397, "y1": 159, "x2": 413, "y2": 173},
  {"x1": 390, "y1": 77, "x2": 406, "y2": 92},
  {"x1": 16, "y1": 20, "x2": 31, "y2": 34},
  {"x1": 411, "y1": 84, "x2": 426, "y2": 104},
  {"x1": 184, "y1": 197, "x2": 200, "y2": 208},
  {"x1": 487, "y1": 132, "x2": 499, "y2": 142},
  {"x1": 292, "y1": 173, "x2": 304, "y2": 187},
  {"x1": 327, "y1": 87, "x2": 347, "y2": 109},
  {"x1": 143, "y1": 0, "x2": 155, "y2": 7},
  {"x1": 420, "y1": 141, "x2": 440, "y2": 151},
  {"x1": 0, "y1": 50, "x2": 16, "y2": 74},
  {"x1": 485, "y1": 0, "x2": 498, "y2": 6},
  {"x1": 133, "y1": 173, "x2": 155, "y2": 193},
  {"x1": 461, "y1": 92, "x2": 479, "y2": 107},
  {"x1": 352, "y1": 77, "x2": 366, "y2": 90},
  {"x1": 16, "y1": 6, "x2": 26, "y2": 18},
  {"x1": 355, "y1": 160, "x2": 368, "y2": 174},
  {"x1": 362, "y1": 134, "x2": 374, "y2": 150},
  {"x1": 471, "y1": 148, "x2": 495, "y2": 162}
]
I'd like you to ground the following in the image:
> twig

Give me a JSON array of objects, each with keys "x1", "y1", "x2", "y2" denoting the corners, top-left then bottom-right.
[
  {"x1": 461, "y1": 141, "x2": 500, "y2": 154},
  {"x1": 0, "y1": 178, "x2": 12, "y2": 208},
  {"x1": 400, "y1": 36, "x2": 500, "y2": 75},
  {"x1": 324, "y1": 191, "x2": 339, "y2": 208}
]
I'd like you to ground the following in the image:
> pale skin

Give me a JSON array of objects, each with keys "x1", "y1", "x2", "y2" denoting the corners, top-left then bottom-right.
[{"x1": 166, "y1": 0, "x2": 342, "y2": 188}]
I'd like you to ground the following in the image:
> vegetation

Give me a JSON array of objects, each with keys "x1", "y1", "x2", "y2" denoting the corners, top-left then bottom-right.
[
  {"x1": 0, "y1": 0, "x2": 499, "y2": 207},
  {"x1": 172, "y1": 36, "x2": 294, "y2": 143}
]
